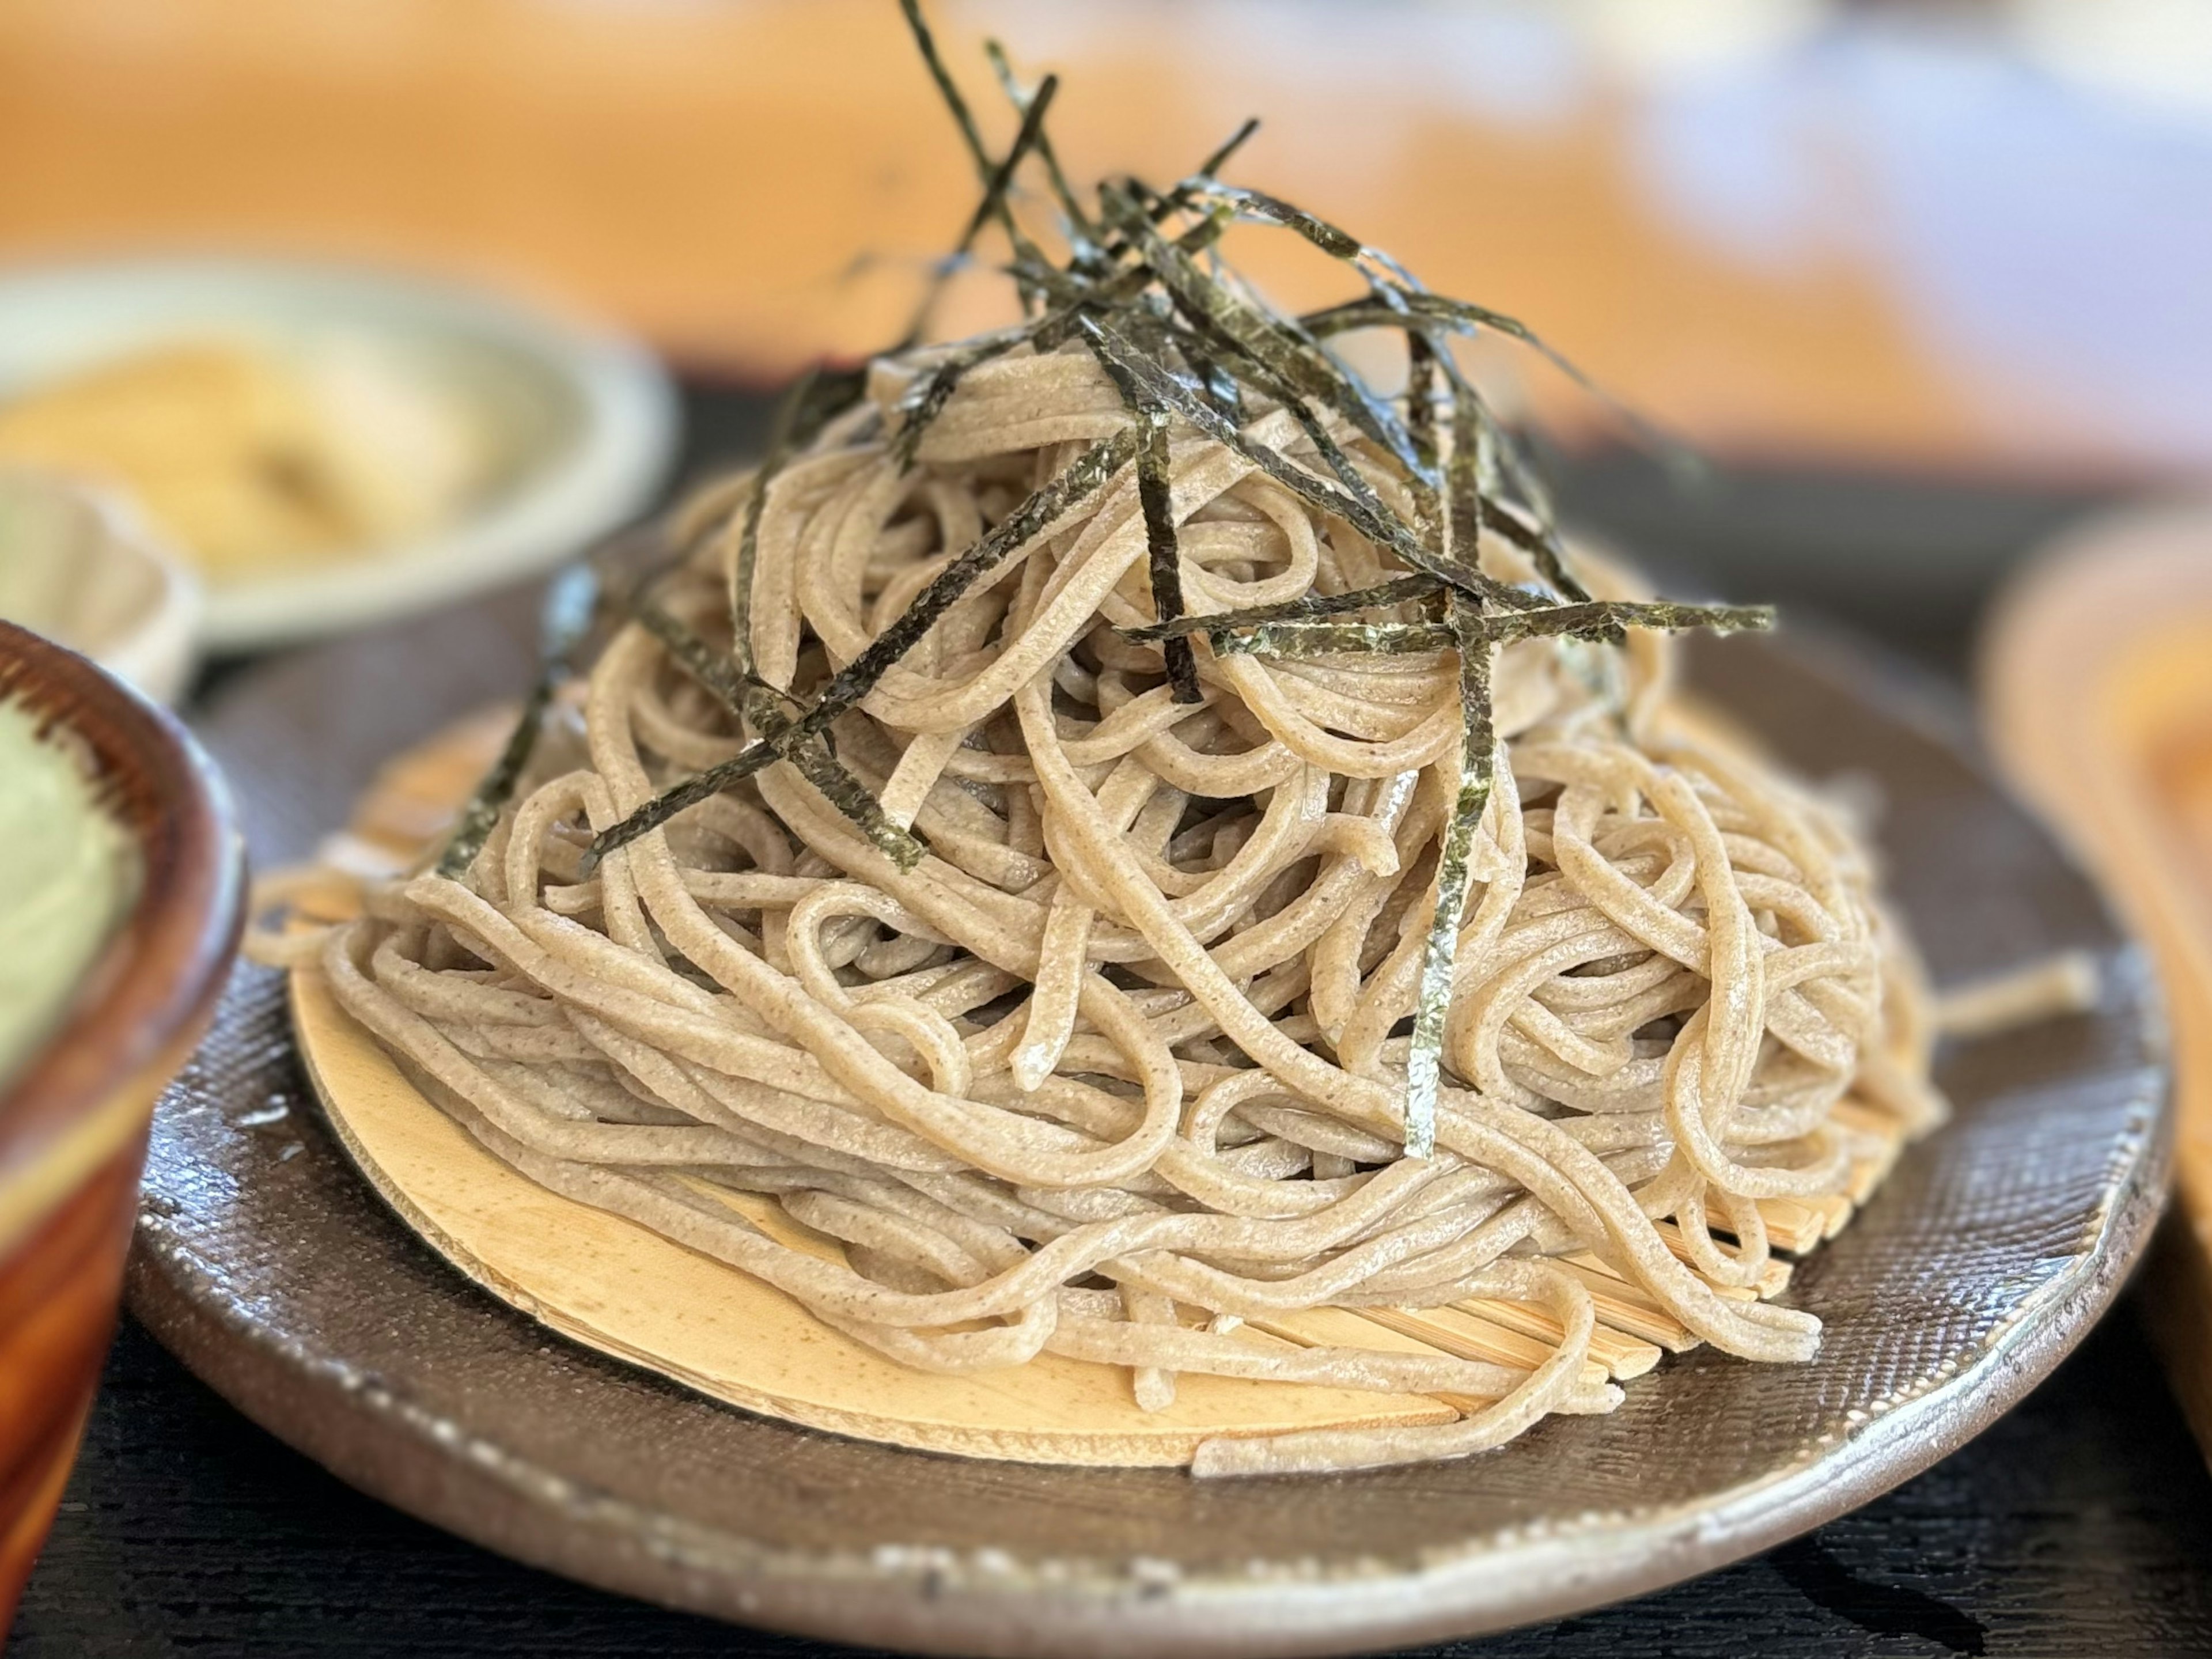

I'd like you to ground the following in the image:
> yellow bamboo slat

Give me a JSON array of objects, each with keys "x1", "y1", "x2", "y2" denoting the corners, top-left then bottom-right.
[
  {"x1": 1246, "y1": 1308, "x2": 1509, "y2": 1418},
  {"x1": 1707, "y1": 1194, "x2": 1831, "y2": 1256},
  {"x1": 1555, "y1": 1258, "x2": 1700, "y2": 1353},
  {"x1": 1455, "y1": 1296, "x2": 1664, "y2": 1380},
  {"x1": 1352, "y1": 1305, "x2": 1611, "y2": 1393}
]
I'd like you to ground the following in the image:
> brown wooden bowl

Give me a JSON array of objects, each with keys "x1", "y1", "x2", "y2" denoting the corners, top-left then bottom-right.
[{"x1": 0, "y1": 622, "x2": 243, "y2": 1627}]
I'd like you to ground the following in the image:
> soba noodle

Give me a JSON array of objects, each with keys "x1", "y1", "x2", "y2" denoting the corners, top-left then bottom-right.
[{"x1": 256, "y1": 341, "x2": 1948, "y2": 1475}]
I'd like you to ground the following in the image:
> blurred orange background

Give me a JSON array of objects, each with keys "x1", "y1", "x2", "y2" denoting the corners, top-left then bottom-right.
[{"x1": 2, "y1": 0, "x2": 2207, "y2": 482}]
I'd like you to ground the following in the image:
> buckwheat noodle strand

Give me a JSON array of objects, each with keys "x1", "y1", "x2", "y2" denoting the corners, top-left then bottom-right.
[{"x1": 266, "y1": 344, "x2": 1948, "y2": 1475}]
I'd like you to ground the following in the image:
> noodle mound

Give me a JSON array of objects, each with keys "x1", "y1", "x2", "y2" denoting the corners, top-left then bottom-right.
[{"x1": 306, "y1": 345, "x2": 1945, "y2": 1474}]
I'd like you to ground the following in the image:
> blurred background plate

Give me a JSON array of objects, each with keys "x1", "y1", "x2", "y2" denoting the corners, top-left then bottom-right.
[
  {"x1": 123, "y1": 591, "x2": 2166, "y2": 1658},
  {"x1": 0, "y1": 260, "x2": 676, "y2": 650}
]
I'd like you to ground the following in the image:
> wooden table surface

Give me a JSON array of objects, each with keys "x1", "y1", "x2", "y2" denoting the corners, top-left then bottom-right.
[
  {"x1": 14, "y1": 1298, "x2": 2212, "y2": 1659},
  {"x1": 9, "y1": 383, "x2": 2203, "y2": 1658},
  {"x1": 6, "y1": 0, "x2": 2209, "y2": 482}
]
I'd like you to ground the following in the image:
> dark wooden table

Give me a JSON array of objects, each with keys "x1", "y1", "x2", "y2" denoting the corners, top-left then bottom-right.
[{"x1": 16, "y1": 388, "x2": 2206, "y2": 1658}]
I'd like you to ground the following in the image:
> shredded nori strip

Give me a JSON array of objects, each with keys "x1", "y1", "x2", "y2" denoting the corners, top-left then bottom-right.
[
  {"x1": 1214, "y1": 621, "x2": 1452, "y2": 658},
  {"x1": 952, "y1": 73, "x2": 1059, "y2": 259},
  {"x1": 1437, "y1": 354, "x2": 1589, "y2": 604},
  {"x1": 560, "y1": 3, "x2": 1782, "y2": 1176},
  {"x1": 983, "y1": 40, "x2": 1100, "y2": 260},
  {"x1": 893, "y1": 0, "x2": 1054, "y2": 334},
  {"x1": 586, "y1": 424, "x2": 1142, "y2": 868},
  {"x1": 1403, "y1": 590, "x2": 1497, "y2": 1158},
  {"x1": 1138, "y1": 414, "x2": 1203, "y2": 701},
  {"x1": 1199, "y1": 597, "x2": 1770, "y2": 657},
  {"x1": 1077, "y1": 313, "x2": 1538, "y2": 613},
  {"x1": 1482, "y1": 599, "x2": 1771, "y2": 646},
  {"x1": 437, "y1": 562, "x2": 600, "y2": 879},
  {"x1": 1099, "y1": 184, "x2": 1422, "y2": 480},
  {"x1": 1120, "y1": 572, "x2": 1441, "y2": 642},
  {"x1": 1090, "y1": 343, "x2": 1201, "y2": 702},
  {"x1": 897, "y1": 0, "x2": 990, "y2": 181},
  {"x1": 634, "y1": 601, "x2": 926, "y2": 869}
]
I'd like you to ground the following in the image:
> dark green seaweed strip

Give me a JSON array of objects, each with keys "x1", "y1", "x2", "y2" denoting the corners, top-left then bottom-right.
[
  {"x1": 1403, "y1": 590, "x2": 1497, "y2": 1160},
  {"x1": 1296, "y1": 294, "x2": 1677, "y2": 585},
  {"x1": 633, "y1": 602, "x2": 926, "y2": 869},
  {"x1": 1191, "y1": 118, "x2": 1262, "y2": 189},
  {"x1": 1209, "y1": 599, "x2": 1770, "y2": 659},
  {"x1": 1088, "y1": 119, "x2": 1260, "y2": 268},
  {"x1": 1122, "y1": 181, "x2": 1431, "y2": 481},
  {"x1": 1213, "y1": 621, "x2": 1453, "y2": 657},
  {"x1": 1089, "y1": 339, "x2": 1201, "y2": 702},
  {"x1": 1120, "y1": 572, "x2": 1440, "y2": 642},
  {"x1": 1174, "y1": 180, "x2": 1426, "y2": 324},
  {"x1": 1434, "y1": 353, "x2": 1588, "y2": 604},
  {"x1": 1305, "y1": 290, "x2": 1699, "y2": 485},
  {"x1": 1076, "y1": 313, "x2": 1540, "y2": 613},
  {"x1": 1080, "y1": 307, "x2": 1410, "y2": 555},
  {"x1": 1099, "y1": 299, "x2": 1446, "y2": 592},
  {"x1": 437, "y1": 562, "x2": 601, "y2": 880},
  {"x1": 1477, "y1": 599, "x2": 1772, "y2": 647},
  {"x1": 1140, "y1": 590, "x2": 1763, "y2": 651},
  {"x1": 891, "y1": 328, "x2": 1032, "y2": 467},
  {"x1": 984, "y1": 40, "x2": 1100, "y2": 258},
  {"x1": 899, "y1": 0, "x2": 993, "y2": 180},
  {"x1": 1399, "y1": 292, "x2": 1699, "y2": 476},
  {"x1": 1404, "y1": 331, "x2": 1440, "y2": 475},
  {"x1": 894, "y1": 0, "x2": 1054, "y2": 334},
  {"x1": 952, "y1": 73, "x2": 1059, "y2": 257},
  {"x1": 1138, "y1": 415, "x2": 1202, "y2": 701},
  {"x1": 893, "y1": 211, "x2": 1234, "y2": 469},
  {"x1": 584, "y1": 424, "x2": 1143, "y2": 869},
  {"x1": 1100, "y1": 184, "x2": 1423, "y2": 482},
  {"x1": 1441, "y1": 357, "x2": 1497, "y2": 602}
]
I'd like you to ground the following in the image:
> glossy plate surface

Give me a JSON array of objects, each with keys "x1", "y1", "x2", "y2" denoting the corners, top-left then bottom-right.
[{"x1": 131, "y1": 590, "x2": 2167, "y2": 1658}]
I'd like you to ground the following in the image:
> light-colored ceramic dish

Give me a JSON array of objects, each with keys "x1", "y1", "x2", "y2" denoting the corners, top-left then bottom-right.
[
  {"x1": 0, "y1": 468, "x2": 201, "y2": 704},
  {"x1": 0, "y1": 621, "x2": 243, "y2": 1629},
  {"x1": 0, "y1": 259, "x2": 677, "y2": 650},
  {"x1": 125, "y1": 591, "x2": 2166, "y2": 1659},
  {"x1": 1982, "y1": 498, "x2": 2212, "y2": 1459}
]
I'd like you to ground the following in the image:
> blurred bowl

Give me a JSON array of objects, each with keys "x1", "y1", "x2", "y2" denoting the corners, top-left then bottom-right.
[
  {"x1": 0, "y1": 468, "x2": 201, "y2": 704},
  {"x1": 0, "y1": 622, "x2": 243, "y2": 1626},
  {"x1": 0, "y1": 259, "x2": 678, "y2": 650}
]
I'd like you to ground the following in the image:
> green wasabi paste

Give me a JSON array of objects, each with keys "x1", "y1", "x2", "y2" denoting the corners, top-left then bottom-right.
[{"x1": 0, "y1": 695, "x2": 138, "y2": 1087}]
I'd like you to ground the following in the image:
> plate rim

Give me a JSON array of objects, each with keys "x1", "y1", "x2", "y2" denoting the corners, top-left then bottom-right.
[
  {"x1": 0, "y1": 256, "x2": 677, "y2": 651},
  {"x1": 129, "y1": 624, "x2": 2173, "y2": 1658}
]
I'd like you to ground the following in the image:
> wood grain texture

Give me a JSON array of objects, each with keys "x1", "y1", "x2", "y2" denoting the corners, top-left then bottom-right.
[
  {"x1": 113, "y1": 589, "x2": 2167, "y2": 1657},
  {"x1": 0, "y1": 0, "x2": 2047, "y2": 476}
]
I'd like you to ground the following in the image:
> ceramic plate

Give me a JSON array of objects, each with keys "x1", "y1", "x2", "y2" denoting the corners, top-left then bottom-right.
[
  {"x1": 129, "y1": 590, "x2": 2167, "y2": 1658},
  {"x1": 0, "y1": 260, "x2": 675, "y2": 650}
]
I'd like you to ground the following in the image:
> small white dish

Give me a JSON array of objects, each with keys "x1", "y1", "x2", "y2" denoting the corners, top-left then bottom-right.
[
  {"x1": 0, "y1": 469, "x2": 200, "y2": 704},
  {"x1": 0, "y1": 260, "x2": 677, "y2": 651}
]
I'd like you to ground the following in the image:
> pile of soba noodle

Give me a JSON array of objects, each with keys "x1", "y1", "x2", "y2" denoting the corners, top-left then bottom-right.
[{"x1": 281, "y1": 335, "x2": 1947, "y2": 1474}]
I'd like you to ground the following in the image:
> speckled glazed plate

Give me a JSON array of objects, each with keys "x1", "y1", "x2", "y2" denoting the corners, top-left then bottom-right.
[{"x1": 128, "y1": 590, "x2": 2168, "y2": 1659}]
